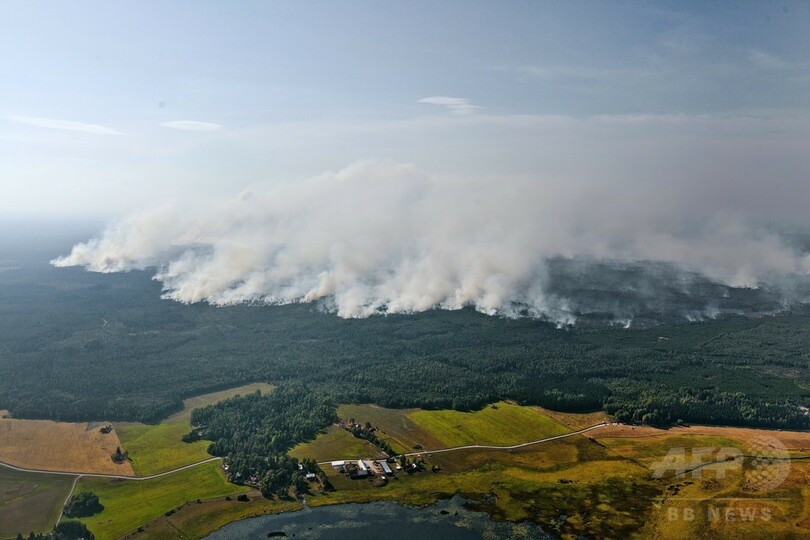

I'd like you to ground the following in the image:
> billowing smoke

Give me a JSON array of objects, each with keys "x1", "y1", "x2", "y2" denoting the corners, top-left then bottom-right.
[{"x1": 53, "y1": 160, "x2": 810, "y2": 324}]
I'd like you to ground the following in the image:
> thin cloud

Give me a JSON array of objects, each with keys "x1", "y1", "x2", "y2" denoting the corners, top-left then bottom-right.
[
  {"x1": 418, "y1": 96, "x2": 481, "y2": 115},
  {"x1": 8, "y1": 116, "x2": 122, "y2": 135},
  {"x1": 161, "y1": 120, "x2": 224, "y2": 131},
  {"x1": 749, "y1": 50, "x2": 793, "y2": 71}
]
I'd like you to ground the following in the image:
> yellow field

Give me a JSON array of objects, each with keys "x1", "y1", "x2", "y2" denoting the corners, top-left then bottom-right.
[
  {"x1": 0, "y1": 411, "x2": 134, "y2": 476},
  {"x1": 592, "y1": 423, "x2": 810, "y2": 452}
]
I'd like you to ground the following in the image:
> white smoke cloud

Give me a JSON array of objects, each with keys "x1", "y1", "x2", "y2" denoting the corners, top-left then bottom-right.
[{"x1": 52, "y1": 160, "x2": 810, "y2": 322}]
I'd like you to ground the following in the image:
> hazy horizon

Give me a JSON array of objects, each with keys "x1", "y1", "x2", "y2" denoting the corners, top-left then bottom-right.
[{"x1": 3, "y1": 1, "x2": 810, "y2": 322}]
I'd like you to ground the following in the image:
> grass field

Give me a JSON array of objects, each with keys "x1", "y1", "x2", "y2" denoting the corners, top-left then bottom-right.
[
  {"x1": 0, "y1": 468, "x2": 73, "y2": 539},
  {"x1": 591, "y1": 424, "x2": 810, "y2": 539},
  {"x1": 0, "y1": 411, "x2": 133, "y2": 476},
  {"x1": 337, "y1": 401, "x2": 571, "y2": 455},
  {"x1": 533, "y1": 406, "x2": 610, "y2": 431},
  {"x1": 117, "y1": 382, "x2": 274, "y2": 476},
  {"x1": 77, "y1": 462, "x2": 250, "y2": 540},
  {"x1": 121, "y1": 493, "x2": 302, "y2": 540},
  {"x1": 337, "y1": 404, "x2": 444, "y2": 454},
  {"x1": 407, "y1": 401, "x2": 571, "y2": 448},
  {"x1": 114, "y1": 422, "x2": 211, "y2": 476},
  {"x1": 288, "y1": 424, "x2": 384, "y2": 462},
  {"x1": 593, "y1": 423, "x2": 810, "y2": 452}
]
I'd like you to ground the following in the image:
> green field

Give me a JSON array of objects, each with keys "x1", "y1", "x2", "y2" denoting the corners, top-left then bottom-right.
[
  {"x1": 407, "y1": 401, "x2": 571, "y2": 448},
  {"x1": 289, "y1": 425, "x2": 384, "y2": 462},
  {"x1": 77, "y1": 462, "x2": 249, "y2": 540},
  {"x1": 115, "y1": 422, "x2": 211, "y2": 476},
  {"x1": 0, "y1": 468, "x2": 73, "y2": 539},
  {"x1": 336, "y1": 401, "x2": 571, "y2": 455},
  {"x1": 337, "y1": 404, "x2": 444, "y2": 454},
  {"x1": 132, "y1": 494, "x2": 302, "y2": 539},
  {"x1": 117, "y1": 383, "x2": 274, "y2": 476}
]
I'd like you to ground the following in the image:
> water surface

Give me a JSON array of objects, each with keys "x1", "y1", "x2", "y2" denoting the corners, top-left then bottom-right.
[{"x1": 206, "y1": 495, "x2": 551, "y2": 539}]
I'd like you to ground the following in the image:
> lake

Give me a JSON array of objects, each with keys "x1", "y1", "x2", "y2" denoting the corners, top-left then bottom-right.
[{"x1": 205, "y1": 495, "x2": 552, "y2": 539}]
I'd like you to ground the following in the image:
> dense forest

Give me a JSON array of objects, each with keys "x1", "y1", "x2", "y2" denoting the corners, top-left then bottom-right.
[
  {"x1": 189, "y1": 386, "x2": 333, "y2": 497},
  {"x1": 0, "y1": 254, "x2": 808, "y2": 432},
  {"x1": 1, "y1": 233, "x2": 809, "y2": 496},
  {"x1": 1, "y1": 235, "x2": 809, "y2": 490}
]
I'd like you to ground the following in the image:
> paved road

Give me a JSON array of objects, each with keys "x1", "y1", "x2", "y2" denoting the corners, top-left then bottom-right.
[{"x1": 318, "y1": 422, "x2": 611, "y2": 464}]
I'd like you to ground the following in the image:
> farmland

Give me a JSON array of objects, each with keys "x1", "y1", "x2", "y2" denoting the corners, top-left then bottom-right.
[
  {"x1": 288, "y1": 424, "x2": 384, "y2": 463},
  {"x1": 0, "y1": 383, "x2": 273, "y2": 540},
  {"x1": 3, "y1": 393, "x2": 806, "y2": 540},
  {"x1": 0, "y1": 411, "x2": 133, "y2": 476},
  {"x1": 76, "y1": 462, "x2": 249, "y2": 540},
  {"x1": 407, "y1": 401, "x2": 571, "y2": 447},
  {"x1": 335, "y1": 401, "x2": 572, "y2": 455},
  {"x1": 0, "y1": 468, "x2": 73, "y2": 539}
]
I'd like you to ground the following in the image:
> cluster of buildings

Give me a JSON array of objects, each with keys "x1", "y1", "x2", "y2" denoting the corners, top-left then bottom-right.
[{"x1": 330, "y1": 458, "x2": 398, "y2": 479}]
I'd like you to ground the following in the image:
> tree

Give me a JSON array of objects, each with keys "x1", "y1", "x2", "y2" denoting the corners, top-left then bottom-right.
[{"x1": 64, "y1": 491, "x2": 104, "y2": 518}]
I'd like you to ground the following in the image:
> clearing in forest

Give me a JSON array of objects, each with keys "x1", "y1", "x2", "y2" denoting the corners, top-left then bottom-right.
[{"x1": 0, "y1": 410, "x2": 134, "y2": 476}]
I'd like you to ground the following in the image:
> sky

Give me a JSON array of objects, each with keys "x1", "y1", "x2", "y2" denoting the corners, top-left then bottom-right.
[
  {"x1": 4, "y1": 2, "x2": 810, "y2": 321},
  {"x1": 1, "y1": 1, "x2": 808, "y2": 220}
]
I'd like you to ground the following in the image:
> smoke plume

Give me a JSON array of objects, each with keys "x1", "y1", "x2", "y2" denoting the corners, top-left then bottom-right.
[{"x1": 53, "y1": 160, "x2": 810, "y2": 324}]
